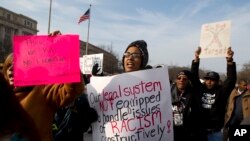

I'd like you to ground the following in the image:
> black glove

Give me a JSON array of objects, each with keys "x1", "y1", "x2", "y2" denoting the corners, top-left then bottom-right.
[
  {"x1": 144, "y1": 65, "x2": 153, "y2": 70},
  {"x1": 83, "y1": 74, "x2": 90, "y2": 84},
  {"x1": 92, "y1": 63, "x2": 101, "y2": 76}
]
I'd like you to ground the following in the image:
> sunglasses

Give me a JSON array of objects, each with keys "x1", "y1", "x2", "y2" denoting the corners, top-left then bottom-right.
[{"x1": 177, "y1": 77, "x2": 188, "y2": 81}]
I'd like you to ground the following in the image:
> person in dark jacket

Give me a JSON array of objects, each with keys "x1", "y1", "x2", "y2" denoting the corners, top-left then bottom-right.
[
  {"x1": 191, "y1": 47, "x2": 236, "y2": 141},
  {"x1": 53, "y1": 93, "x2": 98, "y2": 141},
  {"x1": 53, "y1": 73, "x2": 98, "y2": 141},
  {"x1": 171, "y1": 70, "x2": 195, "y2": 141}
]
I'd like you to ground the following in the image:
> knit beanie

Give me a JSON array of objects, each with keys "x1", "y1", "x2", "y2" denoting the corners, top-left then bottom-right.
[
  {"x1": 176, "y1": 70, "x2": 192, "y2": 79},
  {"x1": 122, "y1": 40, "x2": 149, "y2": 69}
]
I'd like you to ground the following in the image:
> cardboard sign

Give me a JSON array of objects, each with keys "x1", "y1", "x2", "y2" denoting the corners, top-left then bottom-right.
[
  {"x1": 199, "y1": 20, "x2": 231, "y2": 58},
  {"x1": 80, "y1": 53, "x2": 103, "y2": 74},
  {"x1": 87, "y1": 68, "x2": 173, "y2": 141},
  {"x1": 13, "y1": 35, "x2": 80, "y2": 86}
]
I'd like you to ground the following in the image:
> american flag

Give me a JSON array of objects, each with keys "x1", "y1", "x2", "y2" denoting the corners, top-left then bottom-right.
[{"x1": 78, "y1": 8, "x2": 90, "y2": 24}]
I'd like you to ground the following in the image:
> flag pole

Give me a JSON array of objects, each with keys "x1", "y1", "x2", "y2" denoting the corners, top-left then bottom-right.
[
  {"x1": 48, "y1": 0, "x2": 52, "y2": 34},
  {"x1": 85, "y1": 4, "x2": 91, "y2": 55}
]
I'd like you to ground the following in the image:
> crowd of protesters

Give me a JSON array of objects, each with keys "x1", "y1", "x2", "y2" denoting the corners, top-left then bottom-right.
[{"x1": 0, "y1": 32, "x2": 249, "y2": 141}]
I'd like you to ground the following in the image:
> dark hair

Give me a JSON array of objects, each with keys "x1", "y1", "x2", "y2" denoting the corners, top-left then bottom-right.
[
  {"x1": 2, "y1": 53, "x2": 13, "y2": 81},
  {"x1": 237, "y1": 79, "x2": 248, "y2": 84}
]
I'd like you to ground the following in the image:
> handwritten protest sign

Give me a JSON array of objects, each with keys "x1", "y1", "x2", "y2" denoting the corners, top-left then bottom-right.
[
  {"x1": 199, "y1": 20, "x2": 231, "y2": 58},
  {"x1": 80, "y1": 53, "x2": 103, "y2": 74},
  {"x1": 13, "y1": 35, "x2": 80, "y2": 86},
  {"x1": 87, "y1": 68, "x2": 173, "y2": 141}
]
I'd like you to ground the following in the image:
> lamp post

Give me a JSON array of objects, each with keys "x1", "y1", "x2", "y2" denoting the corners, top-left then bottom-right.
[{"x1": 48, "y1": 0, "x2": 52, "y2": 34}]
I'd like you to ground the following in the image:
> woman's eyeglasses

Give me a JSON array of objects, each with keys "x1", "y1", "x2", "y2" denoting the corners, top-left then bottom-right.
[{"x1": 123, "y1": 52, "x2": 142, "y2": 58}]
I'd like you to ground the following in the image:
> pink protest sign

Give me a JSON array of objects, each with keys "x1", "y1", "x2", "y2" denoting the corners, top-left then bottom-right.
[{"x1": 13, "y1": 35, "x2": 80, "y2": 86}]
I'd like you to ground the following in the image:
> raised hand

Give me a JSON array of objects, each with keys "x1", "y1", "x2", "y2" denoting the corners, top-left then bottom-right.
[
  {"x1": 49, "y1": 30, "x2": 62, "y2": 36},
  {"x1": 92, "y1": 63, "x2": 101, "y2": 76},
  {"x1": 226, "y1": 47, "x2": 234, "y2": 62},
  {"x1": 194, "y1": 47, "x2": 201, "y2": 61}
]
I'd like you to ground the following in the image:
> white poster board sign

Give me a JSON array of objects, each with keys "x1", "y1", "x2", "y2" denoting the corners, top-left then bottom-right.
[
  {"x1": 199, "y1": 20, "x2": 231, "y2": 58},
  {"x1": 87, "y1": 68, "x2": 173, "y2": 141},
  {"x1": 80, "y1": 53, "x2": 103, "y2": 74}
]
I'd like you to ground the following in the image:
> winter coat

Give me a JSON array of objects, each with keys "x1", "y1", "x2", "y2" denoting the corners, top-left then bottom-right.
[
  {"x1": 53, "y1": 93, "x2": 98, "y2": 141},
  {"x1": 14, "y1": 82, "x2": 84, "y2": 141},
  {"x1": 171, "y1": 83, "x2": 196, "y2": 140},
  {"x1": 171, "y1": 83, "x2": 193, "y2": 127},
  {"x1": 224, "y1": 88, "x2": 250, "y2": 126}
]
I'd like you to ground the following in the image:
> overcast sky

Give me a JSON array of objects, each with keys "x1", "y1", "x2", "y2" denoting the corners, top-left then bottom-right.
[{"x1": 1, "y1": 0, "x2": 250, "y2": 73}]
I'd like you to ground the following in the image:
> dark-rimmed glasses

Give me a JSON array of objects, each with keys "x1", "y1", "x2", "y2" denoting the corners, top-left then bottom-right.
[{"x1": 123, "y1": 52, "x2": 142, "y2": 58}]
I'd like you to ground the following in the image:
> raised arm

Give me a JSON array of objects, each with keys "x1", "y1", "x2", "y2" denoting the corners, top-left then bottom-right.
[
  {"x1": 45, "y1": 30, "x2": 85, "y2": 108},
  {"x1": 223, "y1": 47, "x2": 237, "y2": 98},
  {"x1": 191, "y1": 47, "x2": 201, "y2": 74}
]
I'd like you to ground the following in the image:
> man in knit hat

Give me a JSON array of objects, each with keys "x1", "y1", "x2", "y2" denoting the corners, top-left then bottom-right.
[
  {"x1": 171, "y1": 70, "x2": 197, "y2": 141},
  {"x1": 122, "y1": 40, "x2": 149, "y2": 72}
]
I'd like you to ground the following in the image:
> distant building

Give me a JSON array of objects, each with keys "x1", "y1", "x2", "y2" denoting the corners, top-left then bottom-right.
[
  {"x1": 0, "y1": 6, "x2": 38, "y2": 62},
  {"x1": 0, "y1": 7, "x2": 119, "y2": 74}
]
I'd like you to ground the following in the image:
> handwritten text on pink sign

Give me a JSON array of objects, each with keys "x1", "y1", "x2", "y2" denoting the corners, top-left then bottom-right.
[{"x1": 13, "y1": 35, "x2": 80, "y2": 86}]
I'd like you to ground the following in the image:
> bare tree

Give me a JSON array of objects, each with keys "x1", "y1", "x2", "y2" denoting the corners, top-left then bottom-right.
[{"x1": 237, "y1": 61, "x2": 250, "y2": 83}]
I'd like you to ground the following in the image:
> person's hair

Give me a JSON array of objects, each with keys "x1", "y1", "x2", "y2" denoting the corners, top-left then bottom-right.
[
  {"x1": 237, "y1": 79, "x2": 248, "y2": 84},
  {"x1": 0, "y1": 72, "x2": 40, "y2": 140},
  {"x1": 2, "y1": 53, "x2": 13, "y2": 81}
]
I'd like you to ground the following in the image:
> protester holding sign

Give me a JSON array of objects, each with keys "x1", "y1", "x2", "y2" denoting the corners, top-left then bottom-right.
[
  {"x1": 2, "y1": 31, "x2": 85, "y2": 141},
  {"x1": 87, "y1": 39, "x2": 175, "y2": 141},
  {"x1": 191, "y1": 47, "x2": 236, "y2": 141},
  {"x1": 0, "y1": 72, "x2": 40, "y2": 141}
]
